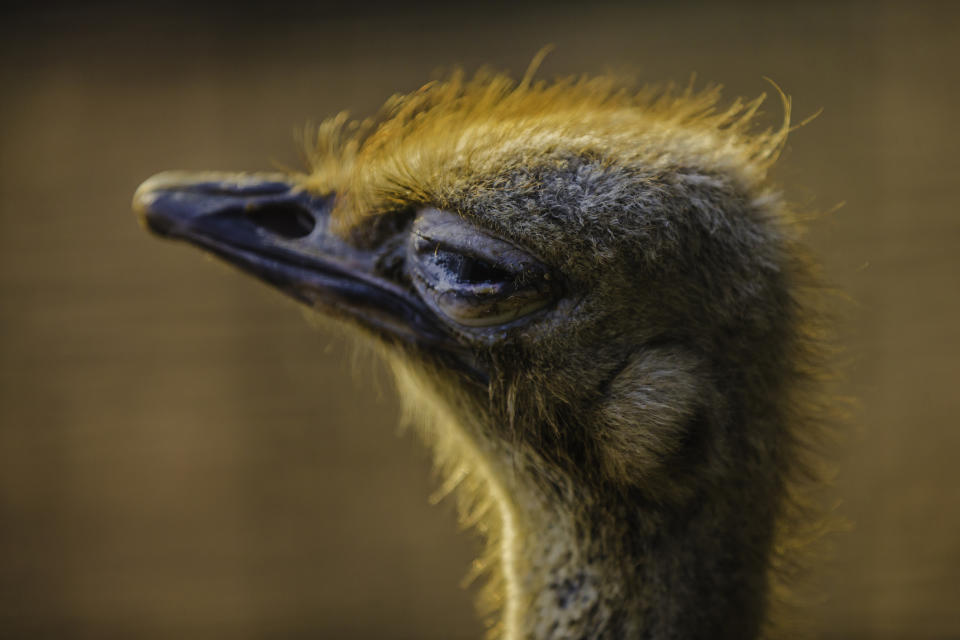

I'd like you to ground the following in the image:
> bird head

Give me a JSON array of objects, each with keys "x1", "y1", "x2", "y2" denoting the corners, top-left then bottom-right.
[{"x1": 135, "y1": 68, "x2": 804, "y2": 528}]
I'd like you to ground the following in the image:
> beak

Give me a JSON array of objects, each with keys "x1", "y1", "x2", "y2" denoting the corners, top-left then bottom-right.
[{"x1": 133, "y1": 171, "x2": 463, "y2": 358}]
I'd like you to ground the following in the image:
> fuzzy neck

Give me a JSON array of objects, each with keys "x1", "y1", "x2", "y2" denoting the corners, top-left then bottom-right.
[
  {"x1": 493, "y1": 456, "x2": 774, "y2": 640},
  {"x1": 389, "y1": 362, "x2": 776, "y2": 640}
]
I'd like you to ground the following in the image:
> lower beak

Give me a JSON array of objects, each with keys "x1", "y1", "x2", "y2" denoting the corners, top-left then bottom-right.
[{"x1": 133, "y1": 171, "x2": 456, "y2": 353}]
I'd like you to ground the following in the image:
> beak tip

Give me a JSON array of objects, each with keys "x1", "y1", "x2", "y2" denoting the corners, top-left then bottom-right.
[
  {"x1": 134, "y1": 170, "x2": 212, "y2": 238},
  {"x1": 132, "y1": 176, "x2": 172, "y2": 237},
  {"x1": 132, "y1": 185, "x2": 155, "y2": 214}
]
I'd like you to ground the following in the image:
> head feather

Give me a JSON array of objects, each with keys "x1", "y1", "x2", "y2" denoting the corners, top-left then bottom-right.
[{"x1": 299, "y1": 68, "x2": 792, "y2": 231}]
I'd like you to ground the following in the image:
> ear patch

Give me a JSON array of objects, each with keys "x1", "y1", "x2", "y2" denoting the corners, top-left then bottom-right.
[{"x1": 594, "y1": 346, "x2": 707, "y2": 486}]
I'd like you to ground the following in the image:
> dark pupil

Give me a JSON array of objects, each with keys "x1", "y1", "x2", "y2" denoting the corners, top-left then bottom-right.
[{"x1": 439, "y1": 251, "x2": 511, "y2": 285}]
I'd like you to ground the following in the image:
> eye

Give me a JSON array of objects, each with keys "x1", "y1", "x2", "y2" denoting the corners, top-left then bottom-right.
[
  {"x1": 408, "y1": 208, "x2": 556, "y2": 328},
  {"x1": 431, "y1": 250, "x2": 514, "y2": 286}
]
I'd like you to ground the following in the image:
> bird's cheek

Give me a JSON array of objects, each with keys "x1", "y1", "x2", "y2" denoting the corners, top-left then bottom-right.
[{"x1": 592, "y1": 346, "x2": 706, "y2": 487}]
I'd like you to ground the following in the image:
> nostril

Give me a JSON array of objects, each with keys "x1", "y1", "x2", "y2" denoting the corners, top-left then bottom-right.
[{"x1": 244, "y1": 204, "x2": 316, "y2": 239}]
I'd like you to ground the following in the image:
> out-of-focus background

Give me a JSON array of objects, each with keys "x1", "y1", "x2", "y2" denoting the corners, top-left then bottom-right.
[{"x1": 1, "y1": 1, "x2": 958, "y2": 638}]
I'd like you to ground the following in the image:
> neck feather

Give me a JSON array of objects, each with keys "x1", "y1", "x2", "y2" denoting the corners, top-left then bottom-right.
[
  {"x1": 390, "y1": 360, "x2": 779, "y2": 640},
  {"x1": 495, "y1": 449, "x2": 774, "y2": 639}
]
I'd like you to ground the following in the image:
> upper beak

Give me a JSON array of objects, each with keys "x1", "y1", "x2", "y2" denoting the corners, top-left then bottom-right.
[{"x1": 133, "y1": 171, "x2": 459, "y2": 355}]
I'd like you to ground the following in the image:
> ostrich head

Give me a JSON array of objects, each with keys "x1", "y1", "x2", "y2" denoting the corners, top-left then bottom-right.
[{"x1": 134, "y1": 69, "x2": 824, "y2": 639}]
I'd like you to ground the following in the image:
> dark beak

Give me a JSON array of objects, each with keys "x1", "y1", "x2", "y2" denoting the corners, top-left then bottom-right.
[{"x1": 133, "y1": 171, "x2": 461, "y2": 358}]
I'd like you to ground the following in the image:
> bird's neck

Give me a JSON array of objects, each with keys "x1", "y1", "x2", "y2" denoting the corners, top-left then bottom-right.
[
  {"x1": 390, "y1": 363, "x2": 775, "y2": 640},
  {"x1": 494, "y1": 453, "x2": 773, "y2": 640}
]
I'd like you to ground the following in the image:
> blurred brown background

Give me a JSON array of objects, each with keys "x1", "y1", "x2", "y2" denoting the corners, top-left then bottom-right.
[{"x1": 1, "y1": 1, "x2": 958, "y2": 638}]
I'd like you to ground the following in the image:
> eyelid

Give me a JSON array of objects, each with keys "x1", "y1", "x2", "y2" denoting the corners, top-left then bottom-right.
[
  {"x1": 411, "y1": 228, "x2": 538, "y2": 274},
  {"x1": 413, "y1": 233, "x2": 528, "y2": 280},
  {"x1": 408, "y1": 208, "x2": 556, "y2": 328}
]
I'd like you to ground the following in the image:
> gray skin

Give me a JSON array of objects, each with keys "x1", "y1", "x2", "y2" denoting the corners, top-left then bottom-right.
[{"x1": 134, "y1": 150, "x2": 811, "y2": 639}]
